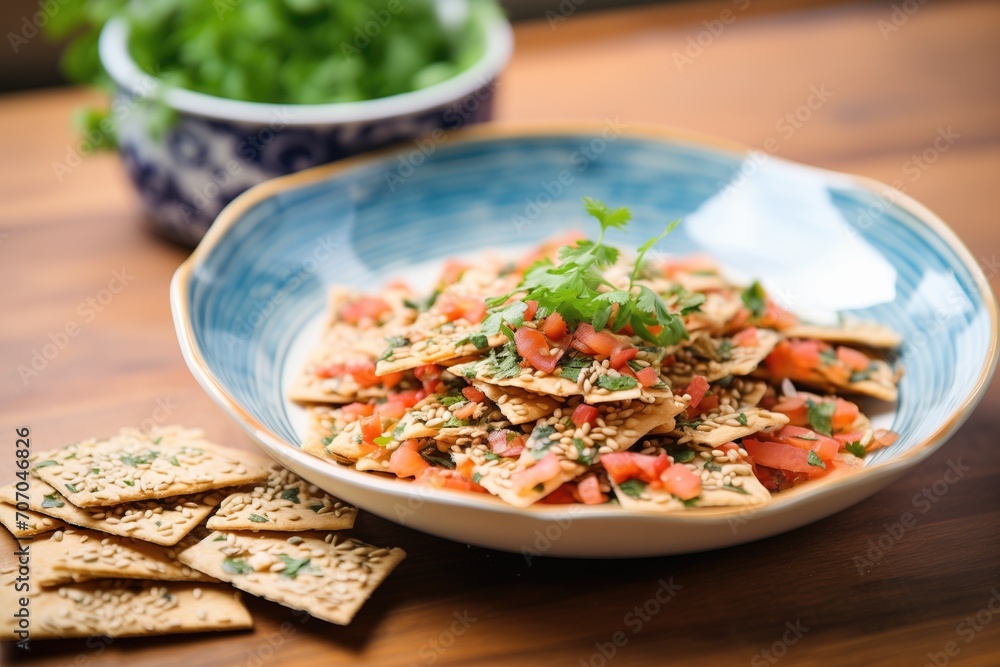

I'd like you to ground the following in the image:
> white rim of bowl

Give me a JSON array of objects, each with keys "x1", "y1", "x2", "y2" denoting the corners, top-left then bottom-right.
[{"x1": 98, "y1": 12, "x2": 513, "y2": 126}]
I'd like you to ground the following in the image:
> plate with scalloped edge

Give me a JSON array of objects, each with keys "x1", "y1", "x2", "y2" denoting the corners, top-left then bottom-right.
[{"x1": 171, "y1": 122, "x2": 998, "y2": 557}]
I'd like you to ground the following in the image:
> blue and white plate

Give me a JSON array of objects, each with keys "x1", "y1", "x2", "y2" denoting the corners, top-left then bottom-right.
[{"x1": 171, "y1": 123, "x2": 998, "y2": 557}]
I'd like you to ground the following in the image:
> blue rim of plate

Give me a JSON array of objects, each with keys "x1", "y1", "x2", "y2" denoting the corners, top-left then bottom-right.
[{"x1": 170, "y1": 121, "x2": 999, "y2": 521}]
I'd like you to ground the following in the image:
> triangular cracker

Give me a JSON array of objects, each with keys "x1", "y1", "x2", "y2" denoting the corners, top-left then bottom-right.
[
  {"x1": 31, "y1": 426, "x2": 269, "y2": 507},
  {"x1": 472, "y1": 381, "x2": 563, "y2": 425},
  {"x1": 673, "y1": 407, "x2": 789, "y2": 447},
  {"x1": 664, "y1": 328, "x2": 781, "y2": 387},
  {"x1": 179, "y1": 530, "x2": 405, "y2": 626}
]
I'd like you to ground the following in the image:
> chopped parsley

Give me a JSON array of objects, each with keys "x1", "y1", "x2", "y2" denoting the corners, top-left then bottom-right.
[
  {"x1": 741, "y1": 280, "x2": 767, "y2": 319},
  {"x1": 439, "y1": 396, "x2": 466, "y2": 407},
  {"x1": 65, "y1": 483, "x2": 78, "y2": 493},
  {"x1": 420, "y1": 450, "x2": 455, "y2": 469},
  {"x1": 277, "y1": 554, "x2": 312, "y2": 578},
  {"x1": 373, "y1": 436, "x2": 394, "y2": 447},
  {"x1": 213, "y1": 534, "x2": 226, "y2": 541},
  {"x1": 309, "y1": 504, "x2": 324, "y2": 512},
  {"x1": 528, "y1": 424, "x2": 559, "y2": 459},
  {"x1": 168, "y1": 455, "x2": 180, "y2": 467},
  {"x1": 819, "y1": 348, "x2": 838, "y2": 366},
  {"x1": 850, "y1": 369, "x2": 872, "y2": 383},
  {"x1": 737, "y1": 412, "x2": 748, "y2": 427},
  {"x1": 121, "y1": 450, "x2": 159, "y2": 467},
  {"x1": 596, "y1": 374, "x2": 639, "y2": 391},
  {"x1": 248, "y1": 513, "x2": 269, "y2": 523},
  {"x1": 483, "y1": 340, "x2": 522, "y2": 379},
  {"x1": 845, "y1": 441, "x2": 867, "y2": 458},
  {"x1": 716, "y1": 339, "x2": 734, "y2": 362},
  {"x1": 280, "y1": 488, "x2": 301, "y2": 504},
  {"x1": 378, "y1": 335, "x2": 411, "y2": 362},
  {"x1": 392, "y1": 422, "x2": 408, "y2": 440},
  {"x1": 666, "y1": 444, "x2": 695, "y2": 463},
  {"x1": 617, "y1": 479, "x2": 647, "y2": 498},
  {"x1": 484, "y1": 452, "x2": 502, "y2": 461},
  {"x1": 222, "y1": 557, "x2": 254, "y2": 575},
  {"x1": 123, "y1": 480, "x2": 135, "y2": 486},
  {"x1": 806, "y1": 399, "x2": 836, "y2": 436},
  {"x1": 722, "y1": 484, "x2": 750, "y2": 495},
  {"x1": 573, "y1": 438, "x2": 594, "y2": 466},
  {"x1": 41, "y1": 493, "x2": 65, "y2": 509},
  {"x1": 558, "y1": 354, "x2": 595, "y2": 382},
  {"x1": 675, "y1": 418, "x2": 704, "y2": 430},
  {"x1": 472, "y1": 472, "x2": 483, "y2": 484},
  {"x1": 807, "y1": 451, "x2": 827, "y2": 469},
  {"x1": 33, "y1": 460, "x2": 58, "y2": 469},
  {"x1": 704, "y1": 460, "x2": 722, "y2": 472}
]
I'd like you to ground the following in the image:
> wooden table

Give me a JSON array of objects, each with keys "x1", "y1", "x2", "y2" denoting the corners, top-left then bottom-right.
[{"x1": 2, "y1": 1, "x2": 999, "y2": 664}]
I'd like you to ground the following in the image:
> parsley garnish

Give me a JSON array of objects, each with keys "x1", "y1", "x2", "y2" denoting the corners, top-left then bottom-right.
[
  {"x1": 309, "y1": 504, "x2": 324, "y2": 512},
  {"x1": 617, "y1": 479, "x2": 647, "y2": 498},
  {"x1": 41, "y1": 493, "x2": 65, "y2": 508},
  {"x1": 558, "y1": 354, "x2": 595, "y2": 382},
  {"x1": 472, "y1": 472, "x2": 483, "y2": 484},
  {"x1": 737, "y1": 412, "x2": 748, "y2": 427},
  {"x1": 439, "y1": 396, "x2": 466, "y2": 407},
  {"x1": 676, "y1": 418, "x2": 703, "y2": 430},
  {"x1": 378, "y1": 335, "x2": 411, "y2": 362},
  {"x1": 281, "y1": 488, "x2": 300, "y2": 503},
  {"x1": 596, "y1": 375, "x2": 639, "y2": 391},
  {"x1": 248, "y1": 513, "x2": 269, "y2": 523},
  {"x1": 717, "y1": 339, "x2": 734, "y2": 362},
  {"x1": 484, "y1": 452, "x2": 501, "y2": 461},
  {"x1": 123, "y1": 480, "x2": 135, "y2": 486},
  {"x1": 807, "y1": 451, "x2": 827, "y2": 469},
  {"x1": 121, "y1": 450, "x2": 159, "y2": 467},
  {"x1": 573, "y1": 438, "x2": 594, "y2": 466},
  {"x1": 666, "y1": 444, "x2": 695, "y2": 463},
  {"x1": 373, "y1": 436, "x2": 394, "y2": 446},
  {"x1": 484, "y1": 198, "x2": 688, "y2": 347},
  {"x1": 722, "y1": 484, "x2": 750, "y2": 495},
  {"x1": 33, "y1": 460, "x2": 58, "y2": 469},
  {"x1": 845, "y1": 441, "x2": 867, "y2": 458},
  {"x1": 278, "y1": 554, "x2": 312, "y2": 578},
  {"x1": 65, "y1": 483, "x2": 78, "y2": 493},
  {"x1": 222, "y1": 557, "x2": 254, "y2": 575},
  {"x1": 483, "y1": 340, "x2": 522, "y2": 379},
  {"x1": 168, "y1": 456, "x2": 180, "y2": 467},
  {"x1": 849, "y1": 369, "x2": 872, "y2": 383},
  {"x1": 741, "y1": 281, "x2": 767, "y2": 319},
  {"x1": 392, "y1": 422, "x2": 407, "y2": 439},
  {"x1": 420, "y1": 450, "x2": 456, "y2": 469},
  {"x1": 704, "y1": 460, "x2": 722, "y2": 472},
  {"x1": 806, "y1": 399, "x2": 835, "y2": 436}
]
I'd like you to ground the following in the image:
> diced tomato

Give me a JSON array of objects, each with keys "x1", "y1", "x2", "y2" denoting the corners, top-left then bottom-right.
[
  {"x1": 389, "y1": 443, "x2": 429, "y2": 478},
  {"x1": 610, "y1": 345, "x2": 638, "y2": 370},
  {"x1": 790, "y1": 340, "x2": 823, "y2": 370},
  {"x1": 618, "y1": 364, "x2": 637, "y2": 380},
  {"x1": 577, "y1": 474, "x2": 607, "y2": 505},
  {"x1": 343, "y1": 361, "x2": 379, "y2": 388},
  {"x1": 573, "y1": 323, "x2": 620, "y2": 357},
  {"x1": 635, "y1": 366, "x2": 659, "y2": 388},
  {"x1": 515, "y1": 326, "x2": 559, "y2": 373},
  {"x1": 660, "y1": 464, "x2": 702, "y2": 500},
  {"x1": 571, "y1": 404, "x2": 599, "y2": 428},
  {"x1": 359, "y1": 415, "x2": 383, "y2": 444},
  {"x1": 771, "y1": 395, "x2": 809, "y2": 426},
  {"x1": 662, "y1": 354, "x2": 676, "y2": 367},
  {"x1": 834, "y1": 431, "x2": 866, "y2": 447},
  {"x1": 772, "y1": 425, "x2": 839, "y2": 460},
  {"x1": 538, "y1": 483, "x2": 577, "y2": 504},
  {"x1": 413, "y1": 468, "x2": 486, "y2": 493},
  {"x1": 681, "y1": 375, "x2": 710, "y2": 408},
  {"x1": 731, "y1": 326, "x2": 759, "y2": 347},
  {"x1": 462, "y1": 386, "x2": 486, "y2": 403},
  {"x1": 461, "y1": 298, "x2": 487, "y2": 324},
  {"x1": 341, "y1": 402, "x2": 375, "y2": 422},
  {"x1": 832, "y1": 398, "x2": 860, "y2": 431},
  {"x1": 759, "y1": 301, "x2": 798, "y2": 330},
  {"x1": 389, "y1": 389, "x2": 424, "y2": 408},
  {"x1": 541, "y1": 312, "x2": 568, "y2": 340},
  {"x1": 456, "y1": 457, "x2": 476, "y2": 483},
  {"x1": 437, "y1": 293, "x2": 486, "y2": 324},
  {"x1": 452, "y1": 401, "x2": 478, "y2": 420},
  {"x1": 374, "y1": 401, "x2": 406, "y2": 420},
  {"x1": 743, "y1": 438, "x2": 828, "y2": 477},
  {"x1": 340, "y1": 297, "x2": 391, "y2": 326},
  {"x1": 524, "y1": 300, "x2": 539, "y2": 322},
  {"x1": 836, "y1": 346, "x2": 871, "y2": 372},
  {"x1": 487, "y1": 429, "x2": 526, "y2": 457},
  {"x1": 872, "y1": 429, "x2": 899, "y2": 450},
  {"x1": 511, "y1": 452, "x2": 561, "y2": 491},
  {"x1": 438, "y1": 259, "x2": 469, "y2": 287},
  {"x1": 601, "y1": 452, "x2": 670, "y2": 484},
  {"x1": 414, "y1": 364, "x2": 443, "y2": 394},
  {"x1": 727, "y1": 307, "x2": 752, "y2": 332},
  {"x1": 315, "y1": 363, "x2": 343, "y2": 379},
  {"x1": 766, "y1": 340, "x2": 822, "y2": 379},
  {"x1": 694, "y1": 395, "x2": 720, "y2": 415}
]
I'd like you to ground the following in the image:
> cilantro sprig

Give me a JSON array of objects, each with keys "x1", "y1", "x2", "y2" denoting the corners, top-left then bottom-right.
[{"x1": 485, "y1": 198, "x2": 689, "y2": 347}]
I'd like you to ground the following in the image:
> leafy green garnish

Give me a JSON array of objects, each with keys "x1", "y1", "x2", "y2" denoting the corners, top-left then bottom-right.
[
  {"x1": 420, "y1": 450, "x2": 455, "y2": 469},
  {"x1": 277, "y1": 554, "x2": 312, "y2": 578},
  {"x1": 722, "y1": 484, "x2": 750, "y2": 495},
  {"x1": 676, "y1": 418, "x2": 704, "y2": 430},
  {"x1": 281, "y1": 488, "x2": 301, "y2": 504},
  {"x1": 168, "y1": 456, "x2": 180, "y2": 467},
  {"x1": 472, "y1": 472, "x2": 483, "y2": 484},
  {"x1": 33, "y1": 460, "x2": 58, "y2": 469},
  {"x1": 222, "y1": 557, "x2": 254, "y2": 575},
  {"x1": 704, "y1": 460, "x2": 722, "y2": 472},
  {"x1": 806, "y1": 399, "x2": 836, "y2": 436},
  {"x1": 392, "y1": 422, "x2": 408, "y2": 440},
  {"x1": 596, "y1": 375, "x2": 639, "y2": 391},
  {"x1": 617, "y1": 479, "x2": 647, "y2": 499},
  {"x1": 845, "y1": 441, "x2": 867, "y2": 458},
  {"x1": 819, "y1": 348, "x2": 838, "y2": 366},
  {"x1": 807, "y1": 451, "x2": 827, "y2": 469},
  {"x1": 484, "y1": 198, "x2": 688, "y2": 347},
  {"x1": 737, "y1": 412, "x2": 748, "y2": 427},
  {"x1": 213, "y1": 534, "x2": 226, "y2": 541},
  {"x1": 666, "y1": 444, "x2": 695, "y2": 463},
  {"x1": 123, "y1": 480, "x2": 135, "y2": 486},
  {"x1": 558, "y1": 354, "x2": 595, "y2": 382},
  {"x1": 65, "y1": 483, "x2": 78, "y2": 493},
  {"x1": 717, "y1": 339, "x2": 734, "y2": 362},
  {"x1": 439, "y1": 396, "x2": 466, "y2": 407},
  {"x1": 41, "y1": 493, "x2": 65, "y2": 509},
  {"x1": 483, "y1": 340, "x2": 522, "y2": 379},
  {"x1": 121, "y1": 450, "x2": 159, "y2": 467},
  {"x1": 248, "y1": 513, "x2": 269, "y2": 523},
  {"x1": 378, "y1": 336, "x2": 412, "y2": 362},
  {"x1": 484, "y1": 452, "x2": 502, "y2": 461},
  {"x1": 741, "y1": 281, "x2": 767, "y2": 319},
  {"x1": 309, "y1": 504, "x2": 324, "y2": 512},
  {"x1": 373, "y1": 436, "x2": 394, "y2": 447},
  {"x1": 849, "y1": 369, "x2": 872, "y2": 383},
  {"x1": 573, "y1": 438, "x2": 594, "y2": 466}
]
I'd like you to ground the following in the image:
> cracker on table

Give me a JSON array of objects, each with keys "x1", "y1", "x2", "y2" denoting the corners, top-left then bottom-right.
[
  {"x1": 30, "y1": 527, "x2": 217, "y2": 587},
  {"x1": 0, "y1": 574, "x2": 252, "y2": 640},
  {"x1": 207, "y1": 463, "x2": 357, "y2": 532},
  {"x1": 30, "y1": 425, "x2": 269, "y2": 507},
  {"x1": 179, "y1": 530, "x2": 405, "y2": 626},
  {"x1": 0, "y1": 479, "x2": 222, "y2": 546},
  {"x1": 0, "y1": 501, "x2": 66, "y2": 538}
]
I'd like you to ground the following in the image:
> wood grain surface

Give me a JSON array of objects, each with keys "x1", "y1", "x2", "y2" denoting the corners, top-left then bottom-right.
[{"x1": 2, "y1": 1, "x2": 999, "y2": 665}]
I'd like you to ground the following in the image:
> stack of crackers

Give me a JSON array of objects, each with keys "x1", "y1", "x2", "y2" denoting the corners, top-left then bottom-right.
[{"x1": 0, "y1": 425, "x2": 405, "y2": 641}]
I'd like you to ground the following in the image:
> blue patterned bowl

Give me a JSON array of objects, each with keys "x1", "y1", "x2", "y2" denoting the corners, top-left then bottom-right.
[
  {"x1": 98, "y1": 11, "x2": 512, "y2": 246},
  {"x1": 171, "y1": 123, "x2": 998, "y2": 557}
]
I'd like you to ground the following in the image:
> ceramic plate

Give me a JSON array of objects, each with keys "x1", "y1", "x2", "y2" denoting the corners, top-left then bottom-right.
[{"x1": 171, "y1": 123, "x2": 997, "y2": 557}]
